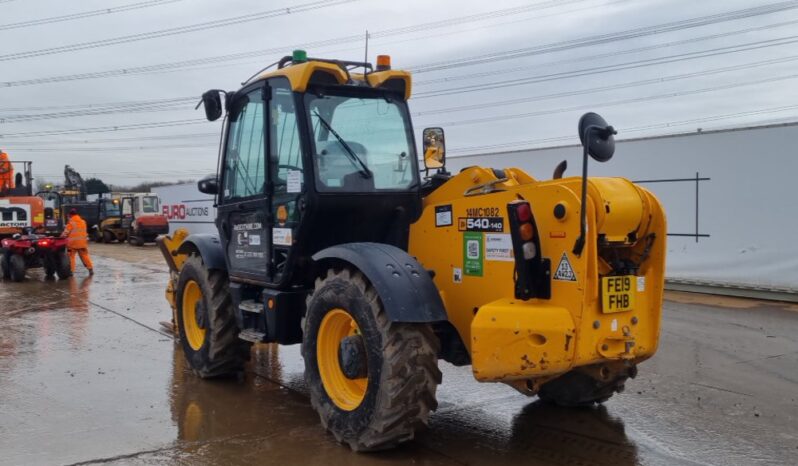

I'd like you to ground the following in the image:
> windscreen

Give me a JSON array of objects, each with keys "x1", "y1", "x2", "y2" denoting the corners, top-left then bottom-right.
[
  {"x1": 305, "y1": 92, "x2": 417, "y2": 192},
  {"x1": 104, "y1": 199, "x2": 121, "y2": 216},
  {"x1": 141, "y1": 196, "x2": 159, "y2": 213}
]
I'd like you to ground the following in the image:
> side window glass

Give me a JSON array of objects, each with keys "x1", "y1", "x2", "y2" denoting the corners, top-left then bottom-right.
[
  {"x1": 270, "y1": 79, "x2": 303, "y2": 195},
  {"x1": 223, "y1": 88, "x2": 265, "y2": 201}
]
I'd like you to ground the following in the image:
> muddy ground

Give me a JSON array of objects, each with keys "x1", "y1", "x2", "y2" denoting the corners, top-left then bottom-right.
[{"x1": 1, "y1": 243, "x2": 796, "y2": 465}]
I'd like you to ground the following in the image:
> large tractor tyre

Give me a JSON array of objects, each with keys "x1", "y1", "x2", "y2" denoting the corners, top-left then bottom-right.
[
  {"x1": 9, "y1": 254, "x2": 26, "y2": 282},
  {"x1": 103, "y1": 230, "x2": 115, "y2": 243},
  {"x1": 302, "y1": 268, "x2": 442, "y2": 452},
  {"x1": 55, "y1": 252, "x2": 72, "y2": 279},
  {"x1": 0, "y1": 250, "x2": 10, "y2": 279},
  {"x1": 537, "y1": 370, "x2": 627, "y2": 407},
  {"x1": 175, "y1": 254, "x2": 251, "y2": 378},
  {"x1": 93, "y1": 229, "x2": 103, "y2": 243}
]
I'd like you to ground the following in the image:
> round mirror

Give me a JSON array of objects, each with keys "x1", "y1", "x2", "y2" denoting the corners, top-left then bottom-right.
[{"x1": 578, "y1": 112, "x2": 615, "y2": 162}]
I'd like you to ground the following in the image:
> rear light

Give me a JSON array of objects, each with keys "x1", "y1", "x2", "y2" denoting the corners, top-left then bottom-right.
[
  {"x1": 519, "y1": 223, "x2": 534, "y2": 242},
  {"x1": 38, "y1": 239, "x2": 50, "y2": 247},
  {"x1": 507, "y1": 200, "x2": 551, "y2": 300}
]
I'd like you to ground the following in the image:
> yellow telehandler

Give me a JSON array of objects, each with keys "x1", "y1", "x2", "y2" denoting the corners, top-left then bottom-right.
[{"x1": 158, "y1": 51, "x2": 666, "y2": 451}]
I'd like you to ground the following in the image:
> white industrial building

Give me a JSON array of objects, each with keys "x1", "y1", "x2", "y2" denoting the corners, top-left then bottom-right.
[{"x1": 154, "y1": 121, "x2": 798, "y2": 300}]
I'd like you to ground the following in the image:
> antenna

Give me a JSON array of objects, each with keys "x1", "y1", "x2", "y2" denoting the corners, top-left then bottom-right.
[{"x1": 364, "y1": 29, "x2": 369, "y2": 75}]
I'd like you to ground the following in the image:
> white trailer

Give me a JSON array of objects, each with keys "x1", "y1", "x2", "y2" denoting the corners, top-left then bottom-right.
[{"x1": 151, "y1": 182, "x2": 216, "y2": 235}]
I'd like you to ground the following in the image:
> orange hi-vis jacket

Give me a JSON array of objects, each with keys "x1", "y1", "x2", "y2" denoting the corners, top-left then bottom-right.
[
  {"x1": 63, "y1": 215, "x2": 89, "y2": 249},
  {"x1": 0, "y1": 151, "x2": 13, "y2": 191}
]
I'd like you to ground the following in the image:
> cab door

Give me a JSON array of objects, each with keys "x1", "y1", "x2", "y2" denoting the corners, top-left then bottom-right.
[
  {"x1": 217, "y1": 84, "x2": 271, "y2": 282},
  {"x1": 120, "y1": 197, "x2": 134, "y2": 230}
]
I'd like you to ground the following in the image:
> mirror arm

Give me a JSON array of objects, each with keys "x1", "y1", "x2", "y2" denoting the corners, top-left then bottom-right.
[{"x1": 572, "y1": 124, "x2": 614, "y2": 257}]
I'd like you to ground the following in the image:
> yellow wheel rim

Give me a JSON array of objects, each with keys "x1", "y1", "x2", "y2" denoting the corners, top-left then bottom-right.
[
  {"x1": 181, "y1": 280, "x2": 206, "y2": 351},
  {"x1": 317, "y1": 308, "x2": 368, "y2": 411}
]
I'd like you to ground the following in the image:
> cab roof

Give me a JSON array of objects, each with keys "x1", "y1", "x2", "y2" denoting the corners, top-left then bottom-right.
[{"x1": 251, "y1": 57, "x2": 412, "y2": 101}]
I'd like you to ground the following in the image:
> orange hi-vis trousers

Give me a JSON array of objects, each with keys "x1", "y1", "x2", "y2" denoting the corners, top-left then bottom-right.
[{"x1": 68, "y1": 248, "x2": 93, "y2": 272}]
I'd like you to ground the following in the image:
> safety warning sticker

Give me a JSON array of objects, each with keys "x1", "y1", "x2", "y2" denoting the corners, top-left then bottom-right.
[
  {"x1": 435, "y1": 204, "x2": 453, "y2": 227},
  {"x1": 553, "y1": 252, "x2": 577, "y2": 281},
  {"x1": 485, "y1": 233, "x2": 514, "y2": 261},
  {"x1": 463, "y1": 231, "x2": 483, "y2": 276}
]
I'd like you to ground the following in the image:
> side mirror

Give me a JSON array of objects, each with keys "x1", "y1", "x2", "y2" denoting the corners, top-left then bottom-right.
[
  {"x1": 422, "y1": 127, "x2": 446, "y2": 170},
  {"x1": 197, "y1": 174, "x2": 219, "y2": 195},
  {"x1": 573, "y1": 112, "x2": 618, "y2": 257},
  {"x1": 199, "y1": 90, "x2": 223, "y2": 122},
  {"x1": 578, "y1": 112, "x2": 616, "y2": 162}
]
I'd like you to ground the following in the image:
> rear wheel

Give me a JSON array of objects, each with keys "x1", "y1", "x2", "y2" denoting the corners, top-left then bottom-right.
[
  {"x1": 9, "y1": 254, "x2": 26, "y2": 282},
  {"x1": 55, "y1": 252, "x2": 72, "y2": 279},
  {"x1": 0, "y1": 250, "x2": 10, "y2": 279},
  {"x1": 43, "y1": 254, "x2": 56, "y2": 277},
  {"x1": 103, "y1": 230, "x2": 115, "y2": 243},
  {"x1": 538, "y1": 370, "x2": 628, "y2": 407},
  {"x1": 303, "y1": 268, "x2": 441, "y2": 451},
  {"x1": 93, "y1": 229, "x2": 103, "y2": 243},
  {"x1": 176, "y1": 254, "x2": 251, "y2": 378}
]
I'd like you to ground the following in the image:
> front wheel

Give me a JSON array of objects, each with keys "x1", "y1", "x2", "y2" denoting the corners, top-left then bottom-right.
[
  {"x1": 103, "y1": 230, "x2": 115, "y2": 243},
  {"x1": 176, "y1": 254, "x2": 251, "y2": 378},
  {"x1": 303, "y1": 268, "x2": 441, "y2": 451}
]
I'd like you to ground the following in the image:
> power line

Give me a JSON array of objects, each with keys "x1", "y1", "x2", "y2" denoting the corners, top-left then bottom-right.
[
  {"x1": 414, "y1": 35, "x2": 798, "y2": 98},
  {"x1": 0, "y1": 0, "x2": 598, "y2": 87},
  {"x1": 0, "y1": 0, "x2": 358, "y2": 62},
  {"x1": 0, "y1": 119, "x2": 207, "y2": 138},
  {"x1": 0, "y1": 0, "x2": 183, "y2": 31},
  {"x1": 410, "y1": 0, "x2": 798, "y2": 74},
  {"x1": 1, "y1": 132, "x2": 217, "y2": 146},
  {"x1": 447, "y1": 105, "x2": 798, "y2": 155},
  {"x1": 414, "y1": 53, "x2": 798, "y2": 117},
  {"x1": 426, "y1": 72, "x2": 798, "y2": 128},
  {"x1": 414, "y1": 17, "x2": 798, "y2": 87}
]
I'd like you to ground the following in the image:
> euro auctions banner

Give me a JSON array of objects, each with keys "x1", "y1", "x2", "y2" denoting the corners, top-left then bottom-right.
[{"x1": 152, "y1": 182, "x2": 216, "y2": 235}]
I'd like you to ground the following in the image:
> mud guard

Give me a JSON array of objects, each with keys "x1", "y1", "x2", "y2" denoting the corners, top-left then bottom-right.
[
  {"x1": 313, "y1": 242, "x2": 447, "y2": 323},
  {"x1": 177, "y1": 234, "x2": 227, "y2": 271}
]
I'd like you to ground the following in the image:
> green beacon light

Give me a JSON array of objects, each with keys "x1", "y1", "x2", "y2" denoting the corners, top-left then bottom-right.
[{"x1": 292, "y1": 49, "x2": 308, "y2": 63}]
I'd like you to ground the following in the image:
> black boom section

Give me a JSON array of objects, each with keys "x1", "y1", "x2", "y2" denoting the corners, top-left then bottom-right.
[{"x1": 312, "y1": 242, "x2": 447, "y2": 323}]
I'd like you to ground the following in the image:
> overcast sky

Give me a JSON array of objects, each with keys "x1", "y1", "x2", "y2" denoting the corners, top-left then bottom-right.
[{"x1": 1, "y1": 0, "x2": 797, "y2": 186}]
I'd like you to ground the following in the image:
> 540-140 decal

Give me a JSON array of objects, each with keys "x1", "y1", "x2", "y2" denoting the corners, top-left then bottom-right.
[{"x1": 458, "y1": 217, "x2": 504, "y2": 232}]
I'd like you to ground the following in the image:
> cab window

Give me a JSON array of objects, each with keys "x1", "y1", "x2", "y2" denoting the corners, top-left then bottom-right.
[
  {"x1": 223, "y1": 88, "x2": 265, "y2": 201},
  {"x1": 270, "y1": 79, "x2": 303, "y2": 195}
]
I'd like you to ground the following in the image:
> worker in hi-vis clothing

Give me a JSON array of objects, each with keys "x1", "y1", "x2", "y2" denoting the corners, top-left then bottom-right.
[
  {"x1": 0, "y1": 150, "x2": 13, "y2": 192},
  {"x1": 61, "y1": 209, "x2": 94, "y2": 275}
]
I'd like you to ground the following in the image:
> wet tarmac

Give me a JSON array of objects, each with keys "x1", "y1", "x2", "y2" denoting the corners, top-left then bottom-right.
[{"x1": 1, "y1": 243, "x2": 797, "y2": 465}]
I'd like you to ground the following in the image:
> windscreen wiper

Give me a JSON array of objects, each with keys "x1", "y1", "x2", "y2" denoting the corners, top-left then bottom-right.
[{"x1": 313, "y1": 111, "x2": 372, "y2": 179}]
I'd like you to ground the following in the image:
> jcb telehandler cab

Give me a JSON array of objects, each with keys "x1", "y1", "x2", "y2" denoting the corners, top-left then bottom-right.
[{"x1": 159, "y1": 51, "x2": 667, "y2": 451}]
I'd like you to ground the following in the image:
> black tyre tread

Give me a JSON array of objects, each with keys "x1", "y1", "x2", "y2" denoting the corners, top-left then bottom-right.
[
  {"x1": 305, "y1": 268, "x2": 441, "y2": 452},
  {"x1": 0, "y1": 250, "x2": 10, "y2": 279},
  {"x1": 537, "y1": 371, "x2": 626, "y2": 407},
  {"x1": 9, "y1": 254, "x2": 25, "y2": 282},
  {"x1": 55, "y1": 252, "x2": 72, "y2": 279},
  {"x1": 103, "y1": 231, "x2": 115, "y2": 243},
  {"x1": 43, "y1": 255, "x2": 56, "y2": 276},
  {"x1": 179, "y1": 254, "x2": 251, "y2": 378}
]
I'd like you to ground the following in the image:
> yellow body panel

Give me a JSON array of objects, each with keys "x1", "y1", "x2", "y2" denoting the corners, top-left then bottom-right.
[
  {"x1": 255, "y1": 61, "x2": 413, "y2": 100},
  {"x1": 408, "y1": 168, "x2": 666, "y2": 383},
  {"x1": 471, "y1": 299, "x2": 575, "y2": 380}
]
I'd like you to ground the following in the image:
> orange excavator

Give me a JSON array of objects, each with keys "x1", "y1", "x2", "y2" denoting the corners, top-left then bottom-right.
[{"x1": 0, "y1": 152, "x2": 45, "y2": 237}]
